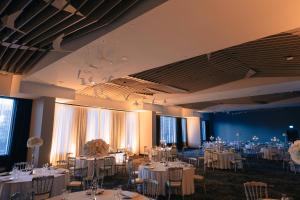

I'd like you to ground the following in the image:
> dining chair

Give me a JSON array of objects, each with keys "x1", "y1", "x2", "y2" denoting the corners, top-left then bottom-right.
[
  {"x1": 56, "y1": 160, "x2": 67, "y2": 169},
  {"x1": 149, "y1": 149, "x2": 158, "y2": 162},
  {"x1": 115, "y1": 153, "x2": 127, "y2": 175},
  {"x1": 230, "y1": 154, "x2": 246, "y2": 172},
  {"x1": 67, "y1": 167, "x2": 88, "y2": 191},
  {"x1": 144, "y1": 146, "x2": 149, "y2": 160},
  {"x1": 102, "y1": 156, "x2": 116, "y2": 177},
  {"x1": 67, "y1": 157, "x2": 76, "y2": 175},
  {"x1": 194, "y1": 167, "x2": 206, "y2": 194},
  {"x1": 14, "y1": 162, "x2": 31, "y2": 171},
  {"x1": 244, "y1": 181, "x2": 268, "y2": 200},
  {"x1": 289, "y1": 160, "x2": 298, "y2": 174},
  {"x1": 127, "y1": 158, "x2": 143, "y2": 191},
  {"x1": 32, "y1": 175, "x2": 54, "y2": 200},
  {"x1": 143, "y1": 179, "x2": 159, "y2": 200},
  {"x1": 166, "y1": 167, "x2": 184, "y2": 200},
  {"x1": 169, "y1": 147, "x2": 178, "y2": 161}
]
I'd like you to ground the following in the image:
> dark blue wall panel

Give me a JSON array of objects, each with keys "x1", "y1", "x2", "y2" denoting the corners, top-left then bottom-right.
[{"x1": 210, "y1": 107, "x2": 300, "y2": 143}]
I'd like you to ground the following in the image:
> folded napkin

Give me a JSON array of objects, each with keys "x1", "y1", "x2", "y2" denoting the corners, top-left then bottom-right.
[
  {"x1": 121, "y1": 191, "x2": 139, "y2": 199},
  {"x1": 0, "y1": 176, "x2": 14, "y2": 182},
  {"x1": 0, "y1": 172, "x2": 9, "y2": 176}
]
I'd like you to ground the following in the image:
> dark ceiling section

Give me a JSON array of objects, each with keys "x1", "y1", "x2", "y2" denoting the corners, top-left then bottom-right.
[
  {"x1": 0, "y1": 0, "x2": 140, "y2": 74},
  {"x1": 131, "y1": 30, "x2": 300, "y2": 92},
  {"x1": 131, "y1": 52, "x2": 249, "y2": 93},
  {"x1": 180, "y1": 92, "x2": 300, "y2": 110}
]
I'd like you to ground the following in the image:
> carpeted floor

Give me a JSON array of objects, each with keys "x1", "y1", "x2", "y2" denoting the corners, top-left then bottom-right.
[{"x1": 98, "y1": 157, "x2": 300, "y2": 200}]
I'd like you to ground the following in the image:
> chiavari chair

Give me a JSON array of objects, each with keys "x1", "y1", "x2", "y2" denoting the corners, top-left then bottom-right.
[
  {"x1": 166, "y1": 167, "x2": 184, "y2": 200},
  {"x1": 244, "y1": 181, "x2": 268, "y2": 200},
  {"x1": 32, "y1": 175, "x2": 54, "y2": 199}
]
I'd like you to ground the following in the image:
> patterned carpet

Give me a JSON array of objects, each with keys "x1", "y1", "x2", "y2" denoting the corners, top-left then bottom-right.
[{"x1": 98, "y1": 157, "x2": 300, "y2": 200}]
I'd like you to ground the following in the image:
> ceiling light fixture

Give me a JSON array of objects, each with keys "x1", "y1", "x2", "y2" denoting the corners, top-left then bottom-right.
[{"x1": 133, "y1": 100, "x2": 139, "y2": 106}]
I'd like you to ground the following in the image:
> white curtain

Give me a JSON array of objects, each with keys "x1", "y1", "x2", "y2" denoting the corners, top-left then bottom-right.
[
  {"x1": 50, "y1": 103, "x2": 140, "y2": 164},
  {"x1": 125, "y1": 112, "x2": 139, "y2": 153},
  {"x1": 50, "y1": 104, "x2": 76, "y2": 163}
]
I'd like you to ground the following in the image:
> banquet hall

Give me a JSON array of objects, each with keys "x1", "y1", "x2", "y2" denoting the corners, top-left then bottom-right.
[{"x1": 0, "y1": 0, "x2": 300, "y2": 199}]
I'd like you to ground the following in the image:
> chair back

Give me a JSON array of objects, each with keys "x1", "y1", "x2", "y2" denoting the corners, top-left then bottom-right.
[
  {"x1": 56, "y1": 160, "x2": 67, "y2": 168},
  {"x1": 127, "y1": 159, "x2": 136, "y2": 178},
  {"x1": 104, "y1": 156, "x2": 115, "y2": 166},
  {"x1": 143, "y1": 179, "x2": 159, "y2": 199},
  {"x1": 73, "y1": 167, "x2": 88, "y2": 181},
  {"x1": 168, "y1": 167, "x2": 183, "y2": 182},
  {"x1": 244, "y1": 181, "x2": 268, "y2": 200},
  {"x1": 67, "y1": 157, "x2": 76, "y2": 169},
  {"x1": 32, "y1": 175, "x2": 54, "y2": 200},
  {"x1": 14, "y1": 162, "x2": 30, "y2": 171}
]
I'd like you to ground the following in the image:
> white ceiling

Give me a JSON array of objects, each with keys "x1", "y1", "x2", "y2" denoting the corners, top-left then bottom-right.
[{"x1": 23, "y1": 0, "x2": 300, "y2": 111}]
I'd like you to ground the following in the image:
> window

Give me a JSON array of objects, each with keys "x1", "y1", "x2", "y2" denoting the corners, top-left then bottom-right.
[
  {"x1": 181, "y1": 118, "x2": 187, "y2": 144},
  {"x1": 201, "y1": 120, "x2": 207, "y2": 142},
  {"x1": 0, "y1": 98, "x2": 15, "y2": 156},
  {"x1": 160, "y1": 116, "x2": 177, "y2": 143}
]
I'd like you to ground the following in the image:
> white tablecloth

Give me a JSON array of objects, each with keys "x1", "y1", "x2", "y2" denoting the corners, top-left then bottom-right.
[
  {"x1": 261, "y1": 147, "x2": 280, "y2": 160},
  {"x1": 48, "y1": 189, "x2": 148, "y2": 200},
  {"x1": 0, "y1": 168, "x2": 68, "y2": 200},
  {"x1": 138, "y1": 161, "x2": 195, "y2": 196},
  {"x1": 76, "y1": 153, "x2": 122, "y2": 177},
  {"x1": 205, "y1": 151, "x2": 239, "y2": 169}
]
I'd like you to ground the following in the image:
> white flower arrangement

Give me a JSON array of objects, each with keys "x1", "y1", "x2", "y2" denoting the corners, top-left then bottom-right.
[
  {"x1": 27, "y1": 137, "x2": 44, "y2": 148},
  {"x1": 83, "y1": 139, "x2": 109, "y2": 157},
  {"x1": 288, "y1": 140, "x2": 300, "y2": 165}
]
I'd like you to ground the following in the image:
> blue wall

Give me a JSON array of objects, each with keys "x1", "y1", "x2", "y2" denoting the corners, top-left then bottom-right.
[{"x1": 210, "y1": 107, "x2": 300, "y2": 143}]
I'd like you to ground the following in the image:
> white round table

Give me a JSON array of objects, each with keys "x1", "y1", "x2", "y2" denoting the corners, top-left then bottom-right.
[
  {"x1": 0, "y1": 168, "x2": 68, "y2": 200},
  {"x1": 205, "y1": 151, "x2": 239, "y2": 169},
  {"x1": 138, "y1": 161, "x2": 195, "y2": 196},
  {"x1": 260, "y1": 147, "x2": 280, "y2": 160},
  {"x1": 48, "y1": 189, "x2": 148, "y2": 200}
]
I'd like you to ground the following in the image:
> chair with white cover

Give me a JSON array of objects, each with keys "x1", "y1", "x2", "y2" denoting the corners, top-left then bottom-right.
[
  {"x1": 32, "y1": 175, "x2": 54, "y2": 200},
  {"x1": 244, "y1": 181, "x2": 268, "y2": 200},
  {"x1": 143, "y1": 179, "x2": 159, "y2": 200},
  {"x1": 166, "y1": 167, "x2": 184, "y2": 200}
]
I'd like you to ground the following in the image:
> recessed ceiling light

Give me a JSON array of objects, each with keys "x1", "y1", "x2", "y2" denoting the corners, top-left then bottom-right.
[{"x1": 286, "y1": 56, "x2": 294, "y2": 61}]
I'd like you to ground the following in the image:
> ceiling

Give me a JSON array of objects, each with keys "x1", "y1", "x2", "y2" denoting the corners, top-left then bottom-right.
[
  {"x1": 2, "y1": 0, "x2": 300, "y2": 112},
  {"x1": 132, "y1": 29, "x2": 300, "y2": 92},
  {"x1": 0, "y1": 0, "x2": 144, "y2": 74},
  {"x1": 180, "y1": 92, "x2": 300, "y2": 110}
]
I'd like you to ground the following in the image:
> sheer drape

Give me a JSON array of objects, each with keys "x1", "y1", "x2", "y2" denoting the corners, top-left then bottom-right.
[
  {"x1": 50, "y1": 104, "x2": 75, "y2": 163},
  {"x1": 125, "y1": 112, "x2": 139, "y2": 153},
  {"x1": 50, "y1": 103, "x2": 140, "y2": 164},
  {"x1": 110, "y1": 111, "x2": 125, "y2": 151}
]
